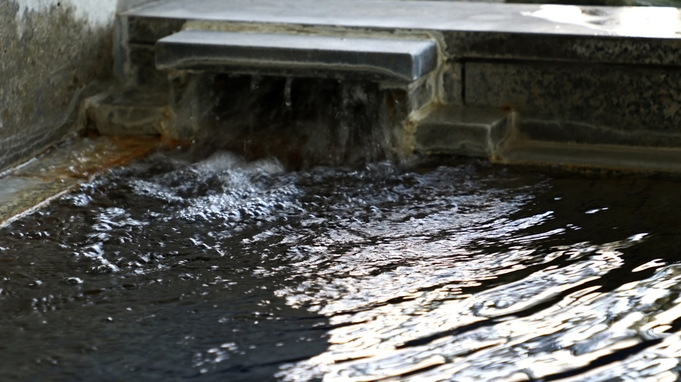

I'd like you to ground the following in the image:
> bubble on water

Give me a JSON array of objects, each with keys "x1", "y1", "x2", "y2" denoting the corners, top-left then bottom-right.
[
  {"x1": 60, "y1": 193, "x2": 93, "y2": 207},
  {"x1": 64, "y1": 277, "x2": 83, "y2": 285}
]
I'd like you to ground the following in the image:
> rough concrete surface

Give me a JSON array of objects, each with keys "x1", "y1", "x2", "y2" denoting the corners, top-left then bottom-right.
[{"x1": 0, "y1": 0, "x2": 116, "y2": 172}]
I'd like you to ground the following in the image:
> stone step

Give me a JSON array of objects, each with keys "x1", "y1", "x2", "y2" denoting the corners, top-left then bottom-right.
[
  {"x1": 498, "y1": 140, "x2": 681, "y2": 173},
  {"x1": 415, "y1": 106, "x2": 512, "y2": 158},
  {"x1": 85, "y1": 88, "x2": 171, "y2": 137},
  {"x1": 124, "y1": 0, "x2": 681, "y2": 66},
  {"x1": 155, "y1": 30, "x2": 438, "y2": 82}
]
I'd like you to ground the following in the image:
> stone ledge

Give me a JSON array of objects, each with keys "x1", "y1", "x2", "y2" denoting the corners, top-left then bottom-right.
[
  {"x1": 155, "y1": 30, "x2": 438, "y2": 82},
  {"x1": 0, "y1": 137, "x2": 160, "y2": 228},
  {"x1": 124, "y1": 0, "x2": 679, "y2": 38},
  {"x1": 415, "y1": 106, "x2": 512, "y2": 158},
  {"x1": 465, "y1": 60, "x2": 681, "y2": 148},
  {"x1": 117, "y1": 0, "x2": 681, "y2": 172},
  {"x1": 86, "y1": 88, "x2": 171, "y2": 137},
  {"x1": 125, "y1": 0, "x2": 681, "y2": 66},
  {"x1": 498, "y1": 141, "x2": 681, "y2": 173}
]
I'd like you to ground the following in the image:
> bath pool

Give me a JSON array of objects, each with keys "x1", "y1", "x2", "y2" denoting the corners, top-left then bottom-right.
[{"x1": 1, "y1": 149, "x2": 681, "y2": 381}]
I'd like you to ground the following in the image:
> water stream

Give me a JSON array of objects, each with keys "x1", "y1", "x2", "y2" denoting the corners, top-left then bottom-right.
[{"x1": 2, "y1": 149, "x2": 681, "y2": 381}]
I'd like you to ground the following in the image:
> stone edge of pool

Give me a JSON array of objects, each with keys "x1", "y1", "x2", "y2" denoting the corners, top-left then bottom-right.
[
  {"x1": 99, "y1": 0, "x2": 681, "y2": 172},
  {"x1": 0, "y1": 136, "x2": 161, "y2": 229},
  {"x1": 5, "y1": 0, "x2": 681, "y2": 227}
]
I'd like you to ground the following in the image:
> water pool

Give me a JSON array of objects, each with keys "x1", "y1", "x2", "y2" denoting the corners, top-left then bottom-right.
[{"x1": 2, "y1": 150, "x2": 681, "y2": 381}]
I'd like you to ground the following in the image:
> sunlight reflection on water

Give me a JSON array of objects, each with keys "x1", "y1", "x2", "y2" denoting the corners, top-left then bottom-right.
[{"x1": 2, "y1": 152, "x2": 681, "y2": 381}]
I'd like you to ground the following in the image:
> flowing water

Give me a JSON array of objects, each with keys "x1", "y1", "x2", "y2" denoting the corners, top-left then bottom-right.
[{"x1": 2, "y1": 149, "x2": 681, "y2": 381}]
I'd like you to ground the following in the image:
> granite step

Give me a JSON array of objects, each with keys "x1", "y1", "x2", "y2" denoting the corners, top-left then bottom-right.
[
  {"x1": 85, "y1": 88, "x2": 172, "y2": 137},
  {"x1": 415, "y1": 106, "x2": 513, "y2": 158},
  {"x1": 0, "y1": 137, "x2": 160, "y2": 228},
  {"x1": 497, "y1": 140, "x2": 681, "y2": 174},
  {"x1": 155, "y1": 30, "x2": 438, "y2": 82}
]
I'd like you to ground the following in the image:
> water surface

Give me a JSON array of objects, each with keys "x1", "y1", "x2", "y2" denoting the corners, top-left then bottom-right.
[{"x1": 2, "y1": 151, "x2": 681, "y2": 381}]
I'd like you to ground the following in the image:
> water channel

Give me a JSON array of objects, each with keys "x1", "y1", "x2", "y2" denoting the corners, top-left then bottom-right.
[{"x1": 2, "y1": 148, "x2": 681, "y2": 381}]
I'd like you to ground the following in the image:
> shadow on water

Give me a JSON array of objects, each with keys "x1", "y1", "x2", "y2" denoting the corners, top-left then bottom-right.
[
  {"x1": 0, "y1": 150, "x2": 330, "y2": 382},
  {"x1": 2, "y1": 148, "x2": 681, "y2": 381}
]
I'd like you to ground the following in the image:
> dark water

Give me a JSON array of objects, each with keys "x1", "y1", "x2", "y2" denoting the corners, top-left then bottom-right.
[{"x1": 2, "y1": 150, "x2": 681, "y2": 381}]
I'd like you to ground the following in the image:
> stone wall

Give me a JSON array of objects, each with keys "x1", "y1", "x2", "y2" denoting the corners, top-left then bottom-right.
[{"x1": 0, "y1": 0, "x2": 119, "y2": 172}]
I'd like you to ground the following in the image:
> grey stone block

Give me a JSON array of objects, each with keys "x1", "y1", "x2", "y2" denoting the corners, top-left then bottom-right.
[
  {"x1": 155, "y1": 30, "x2": 438, "y2": 82},
  {"x1": 415, "y1": 106, "x2": 511, "y2": 157},
  {"x1": 499, "y1": 141, "x2": 681, "y2": 173},
  {"x1": 118, "y1": 0, "x2": 681, "y2": 170},
  {"x1": 441, "y1": 61, "x2": 464, "y2": 105},
  {"x1": 465, "y1": 61, "x2": 681, "y2": 147},
  {"x1": 86, "y1": 89, "x2": 170, "y2": 136},
  {"x1": 445, "y1": 32, "x2": 681, "y2": 66}
]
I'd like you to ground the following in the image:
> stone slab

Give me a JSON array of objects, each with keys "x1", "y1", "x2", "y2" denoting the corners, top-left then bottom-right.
[
  {"x1": 86, "y1": 89, "x2": 170, "y2": 137},
  {"x1": 415, "y1": 106, "x2": 511, "y2": 157},
  {"x1": 1, "y1": 136, "x2": 160, "y2": 228},
  {"x1": 14, "y1": 137, "x2": 160, "y2": 180},
  {"x1": 127, "y1": 16, "x2": 185, "y2": 45},
  {"x1": 499, "y1": 141, "x2": 681, "y2": 173},
  {"x1": 156, "y1": 30, "x2": 438, "y2": 82},
  {"x1": 465, "y1": 60, "x2": 681, "y2": 148},
  {"x1": 124, "y1": 0, "x2": 681, "y2": 39},
  {"x1": 123, "y1": 1, "x2": 681, "y2": 66},
  {"x1": 0, "y1": 0, "x2": 114, "y2": 173},
  {"x1": 0, "y1": 177, "x2": 77, "y2": 228}
]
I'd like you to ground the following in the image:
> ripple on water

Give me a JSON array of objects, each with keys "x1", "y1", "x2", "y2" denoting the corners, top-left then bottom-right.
[{"x1": 2, "y1": 152, "x2": 681, "y2": 381}]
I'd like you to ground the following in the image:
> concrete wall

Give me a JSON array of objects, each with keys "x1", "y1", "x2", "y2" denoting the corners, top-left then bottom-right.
[
  {"x1": 117, "y1": 0, "x2": 162, "y2": 12},
  {"x1": 0, "y1": 0, "x2": 121, "y2": 172}
]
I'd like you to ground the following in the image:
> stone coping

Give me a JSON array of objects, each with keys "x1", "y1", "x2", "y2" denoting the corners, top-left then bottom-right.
[
  {"x1": 0, "y1": 137, "x2": 161, "y2": 228},
  {"x1": 499, "y1": 140, "x2": 681, "y2": 173},
  {"x1": 155, "y1": 30, "x2": 438, "y2": 82},
  {"x1": 123, "y1": 0, "x2": 681, "y2": 39}
]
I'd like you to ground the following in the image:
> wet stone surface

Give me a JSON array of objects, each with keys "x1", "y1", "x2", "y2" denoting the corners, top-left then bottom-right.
[
  {"x1": 3, "y1": 150, "x2": 681, "y2": 380},
  {"x1": 86, "y1": 88, "x2": 170, "y2": 137},
  {"x1": 0, "y1": 137, "x2": 160, "y2": 228},
  {"x1": 174, "y1": 74, "x2": 399, "y2": 167},
  {"x1": 415, "y1": 106, "x2": 511, "y2": 157}
]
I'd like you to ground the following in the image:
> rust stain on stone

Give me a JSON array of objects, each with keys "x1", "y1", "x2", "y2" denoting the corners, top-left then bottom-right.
[
  {"x1": 66, "y1": 137, "x2": 162, "y2": 179},
  {"x1": 1, "y1": 136, "x2": 163, "y2": 227}
]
